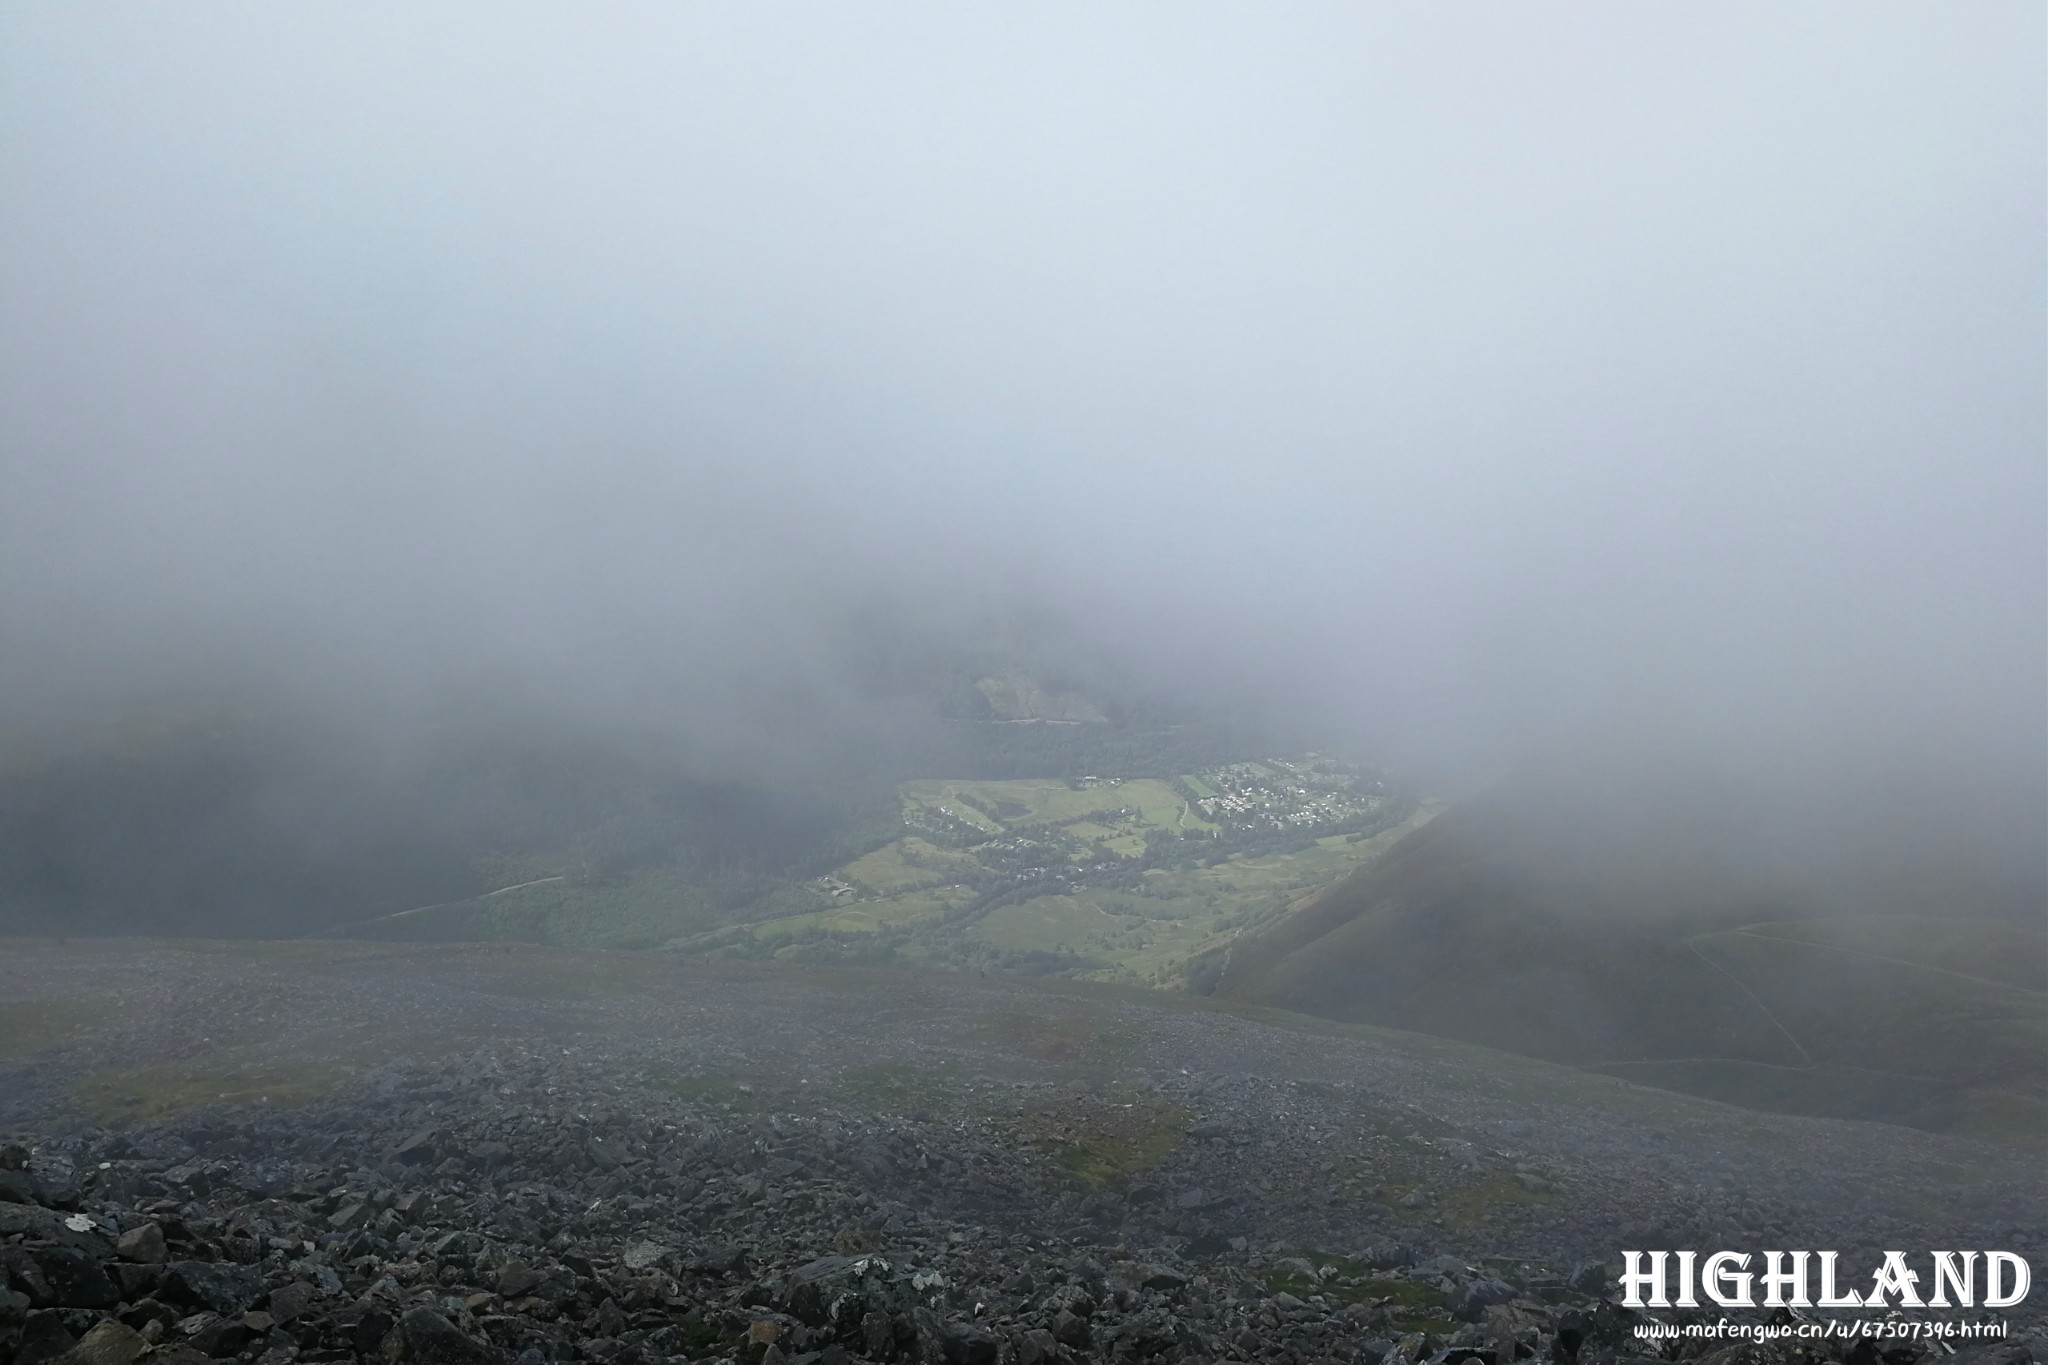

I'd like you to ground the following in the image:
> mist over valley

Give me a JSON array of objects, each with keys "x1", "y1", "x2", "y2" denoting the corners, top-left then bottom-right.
[{"x1": 0, "y1": 8, "x2": 2042, "y2": 1365}]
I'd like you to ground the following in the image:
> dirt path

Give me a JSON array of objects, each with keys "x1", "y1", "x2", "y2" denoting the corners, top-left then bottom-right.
[
  {"x1": 1720, "y1": 927, "x2": 2032, "y2": 990},
  {"x1": 1683, "y1": 938, "x2": 1815, "y2": 1067},
  {"x1": 309, "y1": 876, "x2": 567, "y2": 936}
]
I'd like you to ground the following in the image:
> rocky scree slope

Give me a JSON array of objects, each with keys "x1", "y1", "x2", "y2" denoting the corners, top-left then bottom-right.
[{"x1": 0, "y1": 940, "x2": 2042, "y2": 1365}]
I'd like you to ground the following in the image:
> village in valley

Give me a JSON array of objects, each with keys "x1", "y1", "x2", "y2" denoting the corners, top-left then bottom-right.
[{"x1": 681, "y1": 753, "x2": 1437, "y2": 986}]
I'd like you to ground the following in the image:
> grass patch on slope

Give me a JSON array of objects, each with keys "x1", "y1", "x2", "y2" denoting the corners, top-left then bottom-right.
[
  {"x1": 831, "y1": 1064, "x2": 961, "y2": 1117},
  {"x1": 1732, "y1": 915, "x2": 2047, "y2": 992},
  {"x1": 1590, "y1": 1058, "x2": 2048, "y2": 1152},
  {"x1": 346, "y1": 869, "x2": 810, "y2": 951},
  {"x1": 1441, "y1": 1172, "x2": 1556, "y2": 1228},
  {"x1": 1256, "y1": 1253, "x2": 1456, "y2": 1333},
  {"x1": 0, "y1": 1000, "x2": 104, "y2": 1059},
  {"x1": 76, "y1": 1057, "x2": 347, "y2": 1127},
  {"x1": 975, "y1": 1011, "x2": 1139, "y2": 1065},
  {"x1": 1022, "y1": 1094, "x2": 1189, "y2": 1187},
  {"x1": 1687, "y1": 929, "x2": 2047, "y2": 1086},
  {"x1": 474, "y1": 954, "x2": 668, "y2": 1002}
]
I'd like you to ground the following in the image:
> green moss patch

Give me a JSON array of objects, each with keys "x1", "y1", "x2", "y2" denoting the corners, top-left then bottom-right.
[
  {"x1": 1256, "y1": 1252, "x2": 1454, "y2": 1332},
  {"x1": 1023, "y1": 1096, "x2": 1189, "y2": 1187}
]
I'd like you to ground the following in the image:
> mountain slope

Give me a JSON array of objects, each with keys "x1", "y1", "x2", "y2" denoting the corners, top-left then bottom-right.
[{"x1": 1202, "y1": 778, "x2": 2048, "y2": 1143}]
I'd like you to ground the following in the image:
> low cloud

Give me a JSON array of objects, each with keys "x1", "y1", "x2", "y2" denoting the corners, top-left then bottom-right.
[{"x1": 1, "y1": 5, "x2": 2039, "y2": 868}]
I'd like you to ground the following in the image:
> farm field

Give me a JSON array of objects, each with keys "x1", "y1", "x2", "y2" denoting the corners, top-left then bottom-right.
[
  {"x1": 902, "y1": 776, "x2": 1209, "y2": 849},
  {"x1": 963, "y1": 814, "x2": 1443, "y2": 985},
  {"x1": 332, "y1": 751, "x2": 1431, "y2": 992},
  {"x1": 692, "y1": 755, "x2": 1440, "y2": 986}
]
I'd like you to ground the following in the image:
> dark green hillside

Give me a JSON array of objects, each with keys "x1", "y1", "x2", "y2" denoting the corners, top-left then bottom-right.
[
  {"x1": 0, "y1": 617, "x2": 1275, "y2": 943},
  {"x1": 1204, "y1": 779, "x2": 2048, "y2": 1144},
  {"x1": 0, "y1": 698, "x2": 901, "y2": 942}
]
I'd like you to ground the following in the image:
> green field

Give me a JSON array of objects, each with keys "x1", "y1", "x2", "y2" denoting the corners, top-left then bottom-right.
[
  {"x1": 977, "y1": 895, "x2": 1121, "y2": 951},
  {"x1": 840, "y1": 837, "x2": 979, "y2": 894},
  {"x1": 960, "y1": 834, "x2": 1418, "y2": 984},
  {"x1": 663, "y1": 760, "x2": 1426, "y2": 985},
  {"x1": 975, "y1": 892, "x2": 1219, "y2": 982},
  {"x1": 904, "y1": 777, "x2": 1195, "y2": 845},
  {"x1": 750, "y1": 885, "x2": 975, "y2": 944}
]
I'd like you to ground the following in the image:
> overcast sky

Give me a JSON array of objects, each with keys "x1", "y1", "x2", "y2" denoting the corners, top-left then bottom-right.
[{"x1": 2, "y1": 5, "x2": 2041, "y2": 803}]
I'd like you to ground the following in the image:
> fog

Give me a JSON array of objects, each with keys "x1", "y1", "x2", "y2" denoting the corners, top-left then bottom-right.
[{"x1": 2, "y1": 6, "x2": 2041, "y2": 855}]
